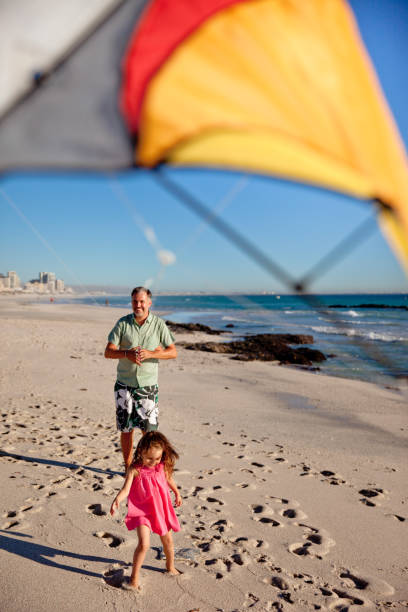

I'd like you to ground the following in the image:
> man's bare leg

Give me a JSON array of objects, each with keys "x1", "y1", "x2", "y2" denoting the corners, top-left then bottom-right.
[{"x1": 121, "y1": 431, "x2": 134, "y2": 470}]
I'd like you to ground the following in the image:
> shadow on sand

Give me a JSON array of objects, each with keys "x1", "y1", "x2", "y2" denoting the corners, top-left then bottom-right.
[
  {"x1": 0, "y1": 450, "x2": 123, "y2": 477},
  {"x1": 0, "y1": 531, "x2": 118, "y2": 578}
]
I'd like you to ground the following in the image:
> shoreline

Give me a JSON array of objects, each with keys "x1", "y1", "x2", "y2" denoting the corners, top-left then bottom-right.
[
  {"x1": 0, "y1": 296, "x2": 405, "y2": 390},
  {"x1": 2, "y1": 289, "x2": 407, "y2": 296}
]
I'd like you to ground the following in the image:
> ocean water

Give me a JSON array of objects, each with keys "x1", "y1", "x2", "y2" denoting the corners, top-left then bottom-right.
[{"x1": 70, "y1": 293, "x2": 408, "y2": 385}]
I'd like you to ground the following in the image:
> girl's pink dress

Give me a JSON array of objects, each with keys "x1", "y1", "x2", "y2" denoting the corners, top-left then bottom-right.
[{"x1": 125, "y1": 463, "x2": 180, "y2": 536}]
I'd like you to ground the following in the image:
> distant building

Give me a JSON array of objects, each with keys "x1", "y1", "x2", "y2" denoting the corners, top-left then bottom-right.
[
  {"x1": 26, "y1": 271, "x2": 62, "y2": 292},
  {"x1": 0, "y1": 273, "x2": 9, "y2": 289},
  {"x1": 42, "y1": 272, "x2": 56, "y2": 284},
  {"x1": 0, "y1": 270, "x2": 68, "y2": 294},
  {"x1": 9, "y1": 271, "x2": 19, "y2": 288},
  {"x1": 0, "y1": 271, "x2": 20, "y2": 291}
]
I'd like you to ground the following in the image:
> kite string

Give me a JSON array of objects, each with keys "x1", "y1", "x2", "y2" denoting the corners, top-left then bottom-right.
[
  {"x1": 107, "y1": 174, "x2": 178, "y2": 291},
  {"x1": 0, "y1": 186, "x2": 100, "y2": 305}
]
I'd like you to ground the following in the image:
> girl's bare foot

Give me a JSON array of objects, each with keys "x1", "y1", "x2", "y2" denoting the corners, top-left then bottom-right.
[
  {"x1": 122, "y1": 579, "x2": 142, "y2": 591},
  {"x1": 165, "y1": 568, "x2": 182, "y2": 577}
]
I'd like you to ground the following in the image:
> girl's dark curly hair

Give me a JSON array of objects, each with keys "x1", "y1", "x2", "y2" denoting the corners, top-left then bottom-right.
[{"x1": 133, "y1": 431, "x2": 179, "y2": 476}]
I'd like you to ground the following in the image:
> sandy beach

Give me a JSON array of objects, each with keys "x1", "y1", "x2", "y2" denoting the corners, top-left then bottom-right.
[{"x1": 0, "y1": 297, "x2": 407, "y2": 612}]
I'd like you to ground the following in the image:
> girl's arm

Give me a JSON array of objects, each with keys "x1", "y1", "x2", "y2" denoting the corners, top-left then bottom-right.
[
  {"x1": 166, "y1": 472, "x2": 182, "y2": 507},
  {"x1": 110, "y1": 467, "x2": 138, "y2": 516}
]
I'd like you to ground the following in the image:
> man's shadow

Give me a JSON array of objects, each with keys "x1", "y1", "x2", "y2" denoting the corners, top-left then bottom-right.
[
  {"x1": 0, "y1": 531, "x2": 118, "y2": 578},
  {"x1": 0, "y1": 450, "x2": 123, "y2": 477}
]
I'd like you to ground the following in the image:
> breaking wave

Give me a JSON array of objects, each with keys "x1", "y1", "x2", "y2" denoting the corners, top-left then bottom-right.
[{"x1": 311, "y1": 326, "x2": 407, "y2": 342}]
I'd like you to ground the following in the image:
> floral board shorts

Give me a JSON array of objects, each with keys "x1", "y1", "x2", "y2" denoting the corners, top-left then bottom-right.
[{"x1": 114, "y1": 381, "x2": 159, "y2": 432}]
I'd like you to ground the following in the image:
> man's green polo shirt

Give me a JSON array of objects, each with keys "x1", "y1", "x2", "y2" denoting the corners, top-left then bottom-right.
[{"x1": 108, "y1": 312, "x2": 175, "y2": 387}]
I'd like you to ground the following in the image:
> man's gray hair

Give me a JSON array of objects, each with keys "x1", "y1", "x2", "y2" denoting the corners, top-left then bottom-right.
[{"x1": 131, "y1": 286, "x2": 152, "y2": 298}]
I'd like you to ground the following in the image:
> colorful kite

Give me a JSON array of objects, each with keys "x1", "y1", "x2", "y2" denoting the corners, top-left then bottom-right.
[{"x1": 1, "y1": 0, "x2": 407, "y2": 274}]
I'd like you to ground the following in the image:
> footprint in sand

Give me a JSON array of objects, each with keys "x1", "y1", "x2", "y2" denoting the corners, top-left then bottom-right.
[
  {"x1": 242, "y1": 592, "x2": 260, "y2": 609},
  {"x1": 211, "y1": 484, "x2": 230, "y2": 493},
  {"x1": 339, "y1": 571, "x2": 369, "y2": 590},
  {"x1": 94, "y1": 531, "x2": 124, "y2": 548},
  {"x1": 328, "y1": 589, "x2": 367, "y2": 610},
  {"x1": 376, "y1": 600, "x2": 408, "y2": 609},
  {"x1": 338, "y1": 568, "x2": 395, "y2": 599},
  {"x1": 319, "y1": 470, "x2": 347, "y2": 486},
  {"x1": 211, "y1": 551, "x2": 250, "y2": 577},
  {"x1": 270, "y1": 575, "x2": 290, "y2": 591},
  {"x1": 4, "y1": 510, "x2": 18, "y2": 518},
  {"x1": 211, "y1": 518, "x2": 232, "y2": 534},
  {"x1": 288, "y1": 523, "x2": 335, "y2": 559},
  {"x1": 206, "y1": 496, "x2": 225, "y2": 506},
  {"x1": 1, "y1": 502, "x2": 41, "y2": 529},
  {"x1": 86, "y1": 503, "x2": 107, "y2": 517},
  {"x1": 358, "y1": 487, "x2": 386, "y2": 507},
  {"x1": 269, "y1": 575, "x2": 295, "y2": 605},
  {"x1": 252, "y1": 539, "x2": 267, "y2": 550},
  {"x1": 196, "y1": 539, "x2": 219, "y2": 553},
  {"x1": 250, "y1": 504, "x2": 281, "y2": 527},
  {"x1": 385, "y1": 513, "x2": 406, "y2": 522},
  {"x1": 299, "y1": 464, "x2": 314, "y2": 477},
  {"x1": 256, "y1": 553, "x2": 270, "y2": 565},
  {"x1": 268, "y1": 495, "x2": 289, "y2": 505},
  {"x1": 185, "y1": 485, "x2": 204, "y2": 498},
  {"x1": 268, "y1": 497, "x2": 308, "y2": 523},
  {"x1": 232, "y1": 536, "x2": 248, "y2": 545},
  {"x1": 102, "y1": 563, "x2": 129, "y2": 588},
  {"x1": 280, "y1": 507, "x2": 307, "y2": 521},
  {"x1": 2, "y1": 520, "x2": 20, "y2": 530}
]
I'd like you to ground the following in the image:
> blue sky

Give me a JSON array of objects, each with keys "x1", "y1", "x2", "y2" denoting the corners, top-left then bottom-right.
[{"x1": 1, "y1": 0, "x2": 408, "y2": 295}]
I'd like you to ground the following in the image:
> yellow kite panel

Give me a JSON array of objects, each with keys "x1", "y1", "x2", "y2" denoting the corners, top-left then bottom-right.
[{"x1": 138, "y1": 0, "x2": 408, "y2": 270}]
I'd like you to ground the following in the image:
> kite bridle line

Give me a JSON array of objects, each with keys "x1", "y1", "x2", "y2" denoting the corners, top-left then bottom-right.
[
  {"x1": 154, "y1": 166, "x2": 406, "y2": 383},
  {"x1": 154, "y1": 166, "x2": 294, "y2": 289},
  {"x1": 297, "y1": 197, "x2": 406, "y2": 291},
  {"x1": 295, "y1": 214, "x2": 377, "y2": 292}
]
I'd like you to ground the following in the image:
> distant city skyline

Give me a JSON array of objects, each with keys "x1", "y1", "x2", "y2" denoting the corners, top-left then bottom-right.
[{"x1": 0, "y1": 269, "x2": 67, "y2": 293}]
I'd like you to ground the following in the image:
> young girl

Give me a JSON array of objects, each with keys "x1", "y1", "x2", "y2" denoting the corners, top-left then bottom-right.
[{"x1": 110, "y1": 431, "x2": 182, "y2": 590}]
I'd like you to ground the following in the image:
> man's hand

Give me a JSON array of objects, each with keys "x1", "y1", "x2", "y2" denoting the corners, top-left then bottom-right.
[
  {"x1": 126, "y1": 346, "x2": 156, "y2": 365},
  {"x1": 125, "y1": 347, "x2": 141, "y2": 364},
  {"x1": 138, "y1": 347, "x2": 158, "y2": 362},
  {"x1": 120, "y1": 344, "x2": 176, "y2": 365}
]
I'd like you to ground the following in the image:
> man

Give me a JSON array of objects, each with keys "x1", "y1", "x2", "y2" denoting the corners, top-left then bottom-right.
[{"x1": 105, "y1": 287, "x2": 177, "y2": 470}]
